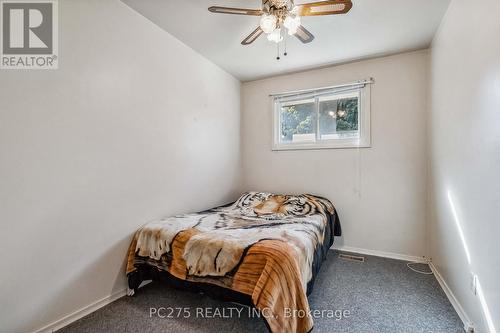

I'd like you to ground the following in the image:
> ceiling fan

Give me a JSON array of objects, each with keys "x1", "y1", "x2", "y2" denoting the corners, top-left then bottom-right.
[{"x1": 208, "y1": 0, "x2": 353, "y2": 58}]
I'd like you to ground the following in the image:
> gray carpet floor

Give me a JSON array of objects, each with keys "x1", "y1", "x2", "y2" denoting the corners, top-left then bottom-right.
[{"x1": 57, "y1": 251, "x2": 464, "y2": 333}]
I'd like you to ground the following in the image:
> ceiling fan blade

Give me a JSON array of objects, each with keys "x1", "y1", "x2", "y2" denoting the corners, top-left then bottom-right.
[
  {"x1": 208, "y1": 6, "x2": 263, "y2": 16},
  {"x1": 241, "y1": 27, "x2": 264, "y2": 45},
  {"x1": 294, "y1": 25, "x2": 315, "y2": 43},
  {"x1": 296, "y1": 0, "x2": 353, "y2": 16}
]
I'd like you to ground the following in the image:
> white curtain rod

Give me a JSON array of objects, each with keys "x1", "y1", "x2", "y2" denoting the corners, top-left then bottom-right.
[{"x1": 269, "y1": 78, "x2": 375, "y2": 98}]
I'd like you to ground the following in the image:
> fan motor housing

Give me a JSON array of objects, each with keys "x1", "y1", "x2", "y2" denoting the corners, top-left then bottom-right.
[
  {"x1": 266, "y1": 0, "x2": 293, "y2": 10},
  {"x1": 270, "y1": 0, "x2": 289, "y2": 8}
]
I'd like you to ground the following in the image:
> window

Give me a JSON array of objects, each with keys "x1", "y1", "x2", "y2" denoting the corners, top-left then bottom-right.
[{"x1": 272, "y1": 81, "x2": 371, "y2": 150}]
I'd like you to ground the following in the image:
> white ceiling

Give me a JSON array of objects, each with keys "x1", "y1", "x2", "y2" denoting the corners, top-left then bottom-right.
[{"x1": 122, "y1": 0, "x2": 450, "y2": 81}]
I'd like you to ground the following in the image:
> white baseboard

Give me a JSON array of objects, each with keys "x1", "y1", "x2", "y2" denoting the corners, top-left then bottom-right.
[
  {"x1": 332, "y1": 245, "x2": 428, "y2": 263},
  {"x1": 429, "y1": 262, "x2": 472, "y2": 332},
  {"x1": 33, "y1": 281, "x2": 151, "y2": 333},
  {"x1": 33, "y1": 288, "x2": 126, "y2": 333}
]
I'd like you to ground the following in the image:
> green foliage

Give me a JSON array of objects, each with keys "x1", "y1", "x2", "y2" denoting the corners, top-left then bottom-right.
[
  {"x1": 280, "y1": 97, "x2": 358, "y2": 141},
  {"x1": 280, "y1": 103, "x2": 315, "y2": 141},
  {"x1": 336, "y1": 98, "x2": 358, "y2": 131}
]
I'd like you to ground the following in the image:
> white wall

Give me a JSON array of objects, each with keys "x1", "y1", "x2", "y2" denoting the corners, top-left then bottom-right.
[
  {"x1": 241, "y1": 51, "x2": 429, "y2": 258},
  {"x1": 0, "y1": 1, "x2": 241, "y2": 332},
  {"x1": 428, "y1": 1, "x2": 500, "y2": 332},
  {"x1": 5, "y1": 0, "x2": 498, "y2": 331}
]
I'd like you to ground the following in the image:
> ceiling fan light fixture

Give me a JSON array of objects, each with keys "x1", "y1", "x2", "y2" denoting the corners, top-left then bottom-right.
[
  {"x1": 260, "y1": 13, "x2": 277, "y2": 34},
  {"x1": 208, "y1": 0, "x2": 353, "y2": 53},
  {"x1": 267, "y1": 28, "x2": 283, "y2": 43},
  {"x1": 284, "y1": 14, "x2": 301, "y2": 35}
]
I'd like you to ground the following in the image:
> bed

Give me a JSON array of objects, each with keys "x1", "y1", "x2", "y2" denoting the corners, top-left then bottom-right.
[{"x1": 126, "y1": 191, "x2": 341, "y2": 333}]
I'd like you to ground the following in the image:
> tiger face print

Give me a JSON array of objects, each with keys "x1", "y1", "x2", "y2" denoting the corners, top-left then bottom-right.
[{"x1": 231, "y1": 192, "x2": 333, "y2": 218}]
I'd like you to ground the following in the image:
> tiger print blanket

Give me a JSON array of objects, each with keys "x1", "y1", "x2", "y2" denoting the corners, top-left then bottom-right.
[{"x1": 127, "y1": 192, "x2": 339, "y2": 333}]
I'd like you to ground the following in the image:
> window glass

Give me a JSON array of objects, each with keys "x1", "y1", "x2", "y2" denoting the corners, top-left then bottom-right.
[
  {"x1": 280, "y1": 99, "x2": 316, "y2": 143},
  {"x1": 319, "y1": 93, "x2": 359, "y2": 140},
  {"x1": 273, "y1": 84, "x2": 370, "y2": 150}
]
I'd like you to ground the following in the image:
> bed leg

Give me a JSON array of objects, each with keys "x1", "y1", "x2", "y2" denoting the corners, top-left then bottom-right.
[{"x1": 127, "y1": 270, "x2": 143, "y2": 296}]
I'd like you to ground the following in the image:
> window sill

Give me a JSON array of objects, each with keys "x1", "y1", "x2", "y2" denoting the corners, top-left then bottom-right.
[{"x1": 272, "y1": 141, "x2": 371, "y2": 151}]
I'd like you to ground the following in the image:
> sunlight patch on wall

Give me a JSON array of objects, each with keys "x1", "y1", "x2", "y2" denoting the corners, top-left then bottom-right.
[
  {"x1": 447, "y1": 190, "x2": 471, "y2": 265},
  {"x1": 476, "y1": 279, "x2": 497, "y2": 333},
  {"x1": 447, "y1": 190, "x2": 498, "y2": 333}
]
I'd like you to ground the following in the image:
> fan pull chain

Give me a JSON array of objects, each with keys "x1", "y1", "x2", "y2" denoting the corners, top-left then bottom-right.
[
  {"x1": 276, "y1": 43, "x2": 280, "y2": 60},
  {"x1": 284, "y1": 34, "x2": 288, "y2": 56}
]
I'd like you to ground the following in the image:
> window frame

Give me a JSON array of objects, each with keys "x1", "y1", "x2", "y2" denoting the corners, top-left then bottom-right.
[{"x1": 272, "y1": 83, "x2": 371, "y2": 151}]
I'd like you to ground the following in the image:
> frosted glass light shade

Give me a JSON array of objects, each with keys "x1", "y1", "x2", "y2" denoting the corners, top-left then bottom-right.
[
  {"x1": 267, "y1": 28, "x2": 283, "y2": 43},
  {"x1": 284, "y1": 15, "x2": 301, "y2": 35},
  {"x1": 260, "y1": 14, "x2": 277, "y2": 34}
]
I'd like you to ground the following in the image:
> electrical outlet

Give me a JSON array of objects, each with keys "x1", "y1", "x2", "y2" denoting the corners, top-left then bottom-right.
[{"x1": 470, "y1": 272, "x2": 477, "y2": 296}]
